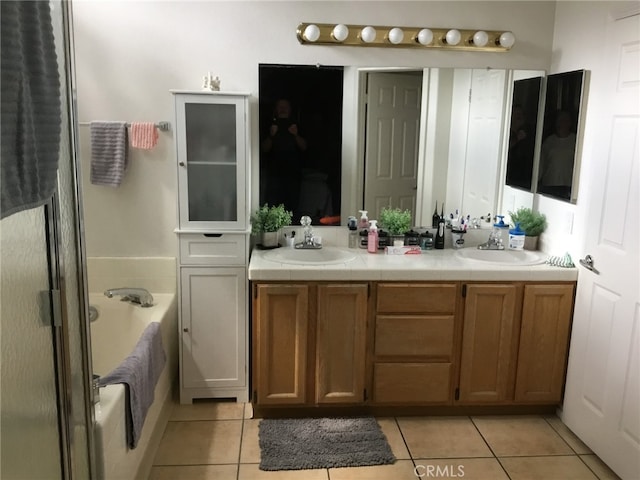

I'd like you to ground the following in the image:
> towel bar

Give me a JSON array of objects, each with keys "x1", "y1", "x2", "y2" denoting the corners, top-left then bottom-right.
[{"x1": 79, "y1": 121, "x2": 170, "y2": 132}]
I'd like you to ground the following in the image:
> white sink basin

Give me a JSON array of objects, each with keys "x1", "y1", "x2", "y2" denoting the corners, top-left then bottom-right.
[
  {"x1": 262, "y1": 246, "x2": 357, "y2": 265},
  {"x1": 456, "y1": 248, "x2": 547, "y2": 266}
]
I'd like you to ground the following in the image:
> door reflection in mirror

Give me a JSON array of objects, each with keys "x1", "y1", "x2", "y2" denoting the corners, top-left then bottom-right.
[
  {"x1": 258, "y1": 64, "x2": 344, "y2": 225},
  {"x1": 505, "y1": 76, "x2": 542, "y2": 191},
  {"x1": 537, "y1": 70, "x2": 585, "y2": 202}
]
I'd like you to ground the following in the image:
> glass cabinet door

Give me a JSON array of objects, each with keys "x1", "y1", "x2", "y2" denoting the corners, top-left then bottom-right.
[{"x1": 175, "y1": 94, "x2": 247, "y2": 230}]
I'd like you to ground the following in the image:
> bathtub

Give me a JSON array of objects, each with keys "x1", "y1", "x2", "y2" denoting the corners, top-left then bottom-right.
[{"x1": 90, "y1": 292, "x2": 177, "y2": 480}]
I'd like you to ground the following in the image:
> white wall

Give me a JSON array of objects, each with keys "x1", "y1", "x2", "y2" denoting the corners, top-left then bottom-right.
[{"x1": 73, "y1": 1, "x2": 556, "y2": 257}]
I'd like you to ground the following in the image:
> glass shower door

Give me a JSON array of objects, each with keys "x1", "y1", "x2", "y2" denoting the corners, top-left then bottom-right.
[{"x1": 1, "y1": 207, "x2": 63, "y2": 480}]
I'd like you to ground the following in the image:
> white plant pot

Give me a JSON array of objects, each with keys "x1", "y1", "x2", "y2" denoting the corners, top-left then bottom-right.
[
  {"x1": 261, "y1": 231, "x2": 279, "y2": 248},
  {"x1": 524, "y1": 236, "x2": 539, "y2": 251}
]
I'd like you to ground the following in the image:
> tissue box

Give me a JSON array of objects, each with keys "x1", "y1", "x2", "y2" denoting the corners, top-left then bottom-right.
[{"x1": 385, "y1": 246, "x2": 422, "y2": 255}]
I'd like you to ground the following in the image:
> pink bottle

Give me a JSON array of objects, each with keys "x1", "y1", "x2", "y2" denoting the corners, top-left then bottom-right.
[{"x1": 367, "y1": 220, "x2": 378, "y2": 253}]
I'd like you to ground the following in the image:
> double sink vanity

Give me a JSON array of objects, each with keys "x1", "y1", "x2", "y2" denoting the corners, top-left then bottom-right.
[{"x1": 248, "y1": 243, "x2": 577, "y2": 415}]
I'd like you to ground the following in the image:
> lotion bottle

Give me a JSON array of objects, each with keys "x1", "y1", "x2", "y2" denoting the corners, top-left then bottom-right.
[{"x1": 367, "y1": 220, "x2": 379, "y2": 253}]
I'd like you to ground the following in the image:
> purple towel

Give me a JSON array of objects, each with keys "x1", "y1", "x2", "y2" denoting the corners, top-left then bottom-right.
[
  {"x1": 90, "y1": 121, "x2": 128, "y2": 187},
  {"x1": 98, "y1": 322, "x2": 165, "y2": 449}
]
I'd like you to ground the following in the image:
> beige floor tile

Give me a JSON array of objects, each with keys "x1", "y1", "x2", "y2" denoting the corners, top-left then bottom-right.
[
  {"x1": 170, "y1": 399, "x2": 245, "y2": 421},
  {"x1": 412, "y1": 458, "x2": 509, "y2": 480},
  {"x1": 376, "y1": 418, "x2": 411, "y2": 460},
  {"x1": 545, "y1": 415, "x2": 593, "y2": 454},
  {"x1": 238, "y1": 463, "x2": 328, "y2": 479},
  {"x1": 240, "y1": 418, "x2": 261, "y2": 464},
  {"x1": 472, "y1": 415, "x2": 574, "y2": 457},
  {"x1": 397, "y1": 416, "x2": 493, "y2": 459},
  {"x1": 148, "y1": 464, "x2": 238, "y2": 480},
  {"x1": 500, "y1": 455, "x2": 599, "y2": 480},
  {"x1": 580, "y1": 455, "x2": 622, "y2": 480},
  {"x1": 328, "y1": 459, "x2": 416, "y2": 480},
  {"x1": 153, "y1": 420, "x2": 242, "y2": 465}
]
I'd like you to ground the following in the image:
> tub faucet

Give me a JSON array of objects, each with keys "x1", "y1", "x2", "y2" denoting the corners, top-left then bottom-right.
[
  {"x1": 477, "y1": 228, "x2": 505, "y2": 250},
  {"x1": 104, "y1": 288, "x2": 154, "y2": 307}
]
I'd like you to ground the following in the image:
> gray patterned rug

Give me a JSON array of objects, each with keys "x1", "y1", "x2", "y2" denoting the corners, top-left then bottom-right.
[{"x1": 258, "y1": 417, "x2": 396, "y2": 471}]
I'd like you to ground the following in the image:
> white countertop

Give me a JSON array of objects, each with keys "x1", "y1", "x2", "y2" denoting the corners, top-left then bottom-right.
[{"x1": 248, "y1": 247, "x2": 579, "y2": 282}]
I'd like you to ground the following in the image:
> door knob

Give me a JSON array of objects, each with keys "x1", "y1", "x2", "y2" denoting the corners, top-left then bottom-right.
[
  {"x1": 579, "y1": 254, "x2": 600, "y2": 274},
  {"x1": 183, "y1": 327, "x2": 189, "y2": 332},
  {"x1": 179, "y1": 161, "x2": 185, "y2": 167}
]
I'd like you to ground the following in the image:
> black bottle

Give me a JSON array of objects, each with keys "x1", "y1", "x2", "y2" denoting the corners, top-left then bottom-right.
[
  {"x1": 435, "y1": 216, "x2": 445, "y2": 249},
  {"x1": 432, "y1": 201, "x2": 440, "y2": 228}
]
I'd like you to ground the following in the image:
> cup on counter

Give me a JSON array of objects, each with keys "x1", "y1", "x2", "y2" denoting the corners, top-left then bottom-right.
[{"x1": 451, "y1": 230, "x2": 465, "y2": 249}]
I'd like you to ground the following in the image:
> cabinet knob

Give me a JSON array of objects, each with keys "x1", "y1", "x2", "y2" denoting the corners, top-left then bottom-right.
[
  {"x1": 179, "y1": 161, "x2": 185, "y2": 167},
  {"x1": 183, "y1": 327, "x2": 189, "y2": 332}
]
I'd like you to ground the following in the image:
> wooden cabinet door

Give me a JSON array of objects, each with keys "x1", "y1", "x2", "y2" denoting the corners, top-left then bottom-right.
[
  {"x1": 315, "y1": 284, "x2": 367, "y2": 404},
  {"x1": 459, "y1": 284, "x2": 518, "y2": 403},
  {"x1": 254, "y1": 284, "x2": 309, "y2": 405},
  {"x1": 515, "y1": 284, "x2": 574, "y2": 403}
]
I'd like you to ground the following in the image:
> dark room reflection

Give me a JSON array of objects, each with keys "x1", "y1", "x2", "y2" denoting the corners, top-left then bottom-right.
[
  {"x1": 505, "y1": 76, "x2": 542, "y2": 191},
  {"x1": 259, "y1": 64, "x2": 344, "y2": 225}
]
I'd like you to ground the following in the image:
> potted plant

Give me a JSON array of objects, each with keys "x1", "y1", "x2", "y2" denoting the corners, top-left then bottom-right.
[
  {"x1": 250, "y1": 203, "x2": 293, "y2": 248},
  {"x1": 379, "y1": 207, "x2": 412, "y2": 244},
  {"x1": 508, "y1": 207, "x2": 548, "y2": 250}
]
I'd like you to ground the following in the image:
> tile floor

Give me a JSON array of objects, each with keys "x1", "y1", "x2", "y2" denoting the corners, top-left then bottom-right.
[{"x1": 149, "y1": 401, "x2": 620, "y2": 480}]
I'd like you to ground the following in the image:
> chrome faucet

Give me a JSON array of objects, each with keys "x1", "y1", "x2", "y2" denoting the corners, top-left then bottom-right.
[
  {"x1": 477, "y1": 228, "x2": 505, "y2": 250},
  {"x1": 104, "y1": 287, "x2": 154, "y2": 307},
  {"x1": 295, "y1": 215, "x2": 322, "y2": 249}
]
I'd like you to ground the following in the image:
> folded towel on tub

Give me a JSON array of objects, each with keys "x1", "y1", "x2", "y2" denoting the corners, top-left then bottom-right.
[
  {"x1": 129, "y1": 122, "x2": 158, "y2": 149},
  {"x1": 90, "y1": 121, "x2": 128, "y2": 186},
  {"x1": 98, "y1": 321, "x2": 165, "y2": 449}
]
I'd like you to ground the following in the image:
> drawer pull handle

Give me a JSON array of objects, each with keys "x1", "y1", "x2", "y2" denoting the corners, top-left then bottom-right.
[{"x1": 203, "y1": 233, "x2": 223, "y2": 238}]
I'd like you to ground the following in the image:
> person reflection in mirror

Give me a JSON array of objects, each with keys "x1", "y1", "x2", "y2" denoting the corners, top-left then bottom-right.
[
  {"x1": 261, "y1": 98, "x2": 307, "y2": 218},
  {"x1": 539, "y1": 110, "x2": 576, "y2": 200},
  {"x1": 506, "y1": 104, "x2": 535, "y2": 190}
]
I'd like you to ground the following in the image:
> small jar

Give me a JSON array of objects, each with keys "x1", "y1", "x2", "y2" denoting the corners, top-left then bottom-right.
[
  {"x1": 420, "y1": 231, "x2": 434, "y2": 250},
  {"x1": 404, "y1": 230, "x2": 420, "y2": 246}
]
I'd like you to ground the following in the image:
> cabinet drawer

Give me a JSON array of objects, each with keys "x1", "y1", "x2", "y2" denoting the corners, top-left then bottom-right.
[
  {"x1": 373, "y1": 363, "x2": 451, "y2": 403},
  {"x1": 375, "y1": 315, "x2": 454, "y2": 358},
  {"x1": 377, "y1": 283, "x2": 457, "y2": 313},
  {"x1": 179, "y1": 233, "x2": 246, "y2": 265}
]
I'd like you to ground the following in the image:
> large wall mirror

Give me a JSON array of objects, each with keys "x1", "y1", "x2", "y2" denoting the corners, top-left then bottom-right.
[
  {"x1": 258, "y1": 66, "x2": 558, "y2": 227},
  {"x1": 258, "y1": 64, "x2": 344, "y2": 225}
]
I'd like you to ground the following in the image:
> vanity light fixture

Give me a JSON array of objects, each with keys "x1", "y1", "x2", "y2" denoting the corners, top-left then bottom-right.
[{"x1": 296, "y1": 22, "x2": 516, "y2": 52}]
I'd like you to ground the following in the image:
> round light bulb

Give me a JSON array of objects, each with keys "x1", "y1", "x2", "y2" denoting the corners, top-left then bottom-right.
[
  {"x1": 332, "y1": 24, "x2": 349, "y2": 42},
  {"x1": 416, "y1": 28, "x2": 433, "y2": 46},
  {"x1": 387, "y1": 27, "x2": 404, "y2": 44},
  {"x1": 303, "y1": 24, "x2": 320, "y2": 42},
  {"x1": 472, "y1": 30, "x2": 489, "y2": 47},
  {"x1": 360, "y1": 26, "x2": 377, "y2": 43},
  {"x1": 499, "y1": 31, "x2": 516, "y2": 48},
  {"x1": 445, "y1": 29, "x2": 461, "y2": 45}
]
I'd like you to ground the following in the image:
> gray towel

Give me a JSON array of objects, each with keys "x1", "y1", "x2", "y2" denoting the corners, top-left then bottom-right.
[
  {"x1": 1, "y1": 1, "x2": 61, "y2": 219},
  {"x1": 90, "y1": 121, "x2": 129, "y2": 187},
  {"x1": 98, "y1": 322, "x2": 166, "y2": 449}
]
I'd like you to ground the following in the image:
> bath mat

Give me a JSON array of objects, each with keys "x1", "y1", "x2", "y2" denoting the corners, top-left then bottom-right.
[{"x1": 258, "y1": 417, "x2": 396, "y2": 471}]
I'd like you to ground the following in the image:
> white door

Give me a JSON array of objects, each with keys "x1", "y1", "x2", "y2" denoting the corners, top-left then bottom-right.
[
  {"x1": 462, "y1": 69, "x2": 507, "y2": 217},
  {"x1": 562, "y1": 13, "x2": 640, "y2": 480},
  {"x1": 364, "y1": 72, "x2": 422, "y2": 220}
]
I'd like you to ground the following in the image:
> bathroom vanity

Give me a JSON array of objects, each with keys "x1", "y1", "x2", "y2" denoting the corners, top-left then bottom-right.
[{"x1": 248, "y1": 247, "x2": 577, "y2": 415}]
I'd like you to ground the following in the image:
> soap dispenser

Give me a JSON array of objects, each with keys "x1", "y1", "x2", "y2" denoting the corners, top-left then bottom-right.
[
  {"x1": 367, "y1": 220, "x2": 379, "y2": 253},
  {"x1": 358, "y1": 210, "x2": 369, "y2": 230}
]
